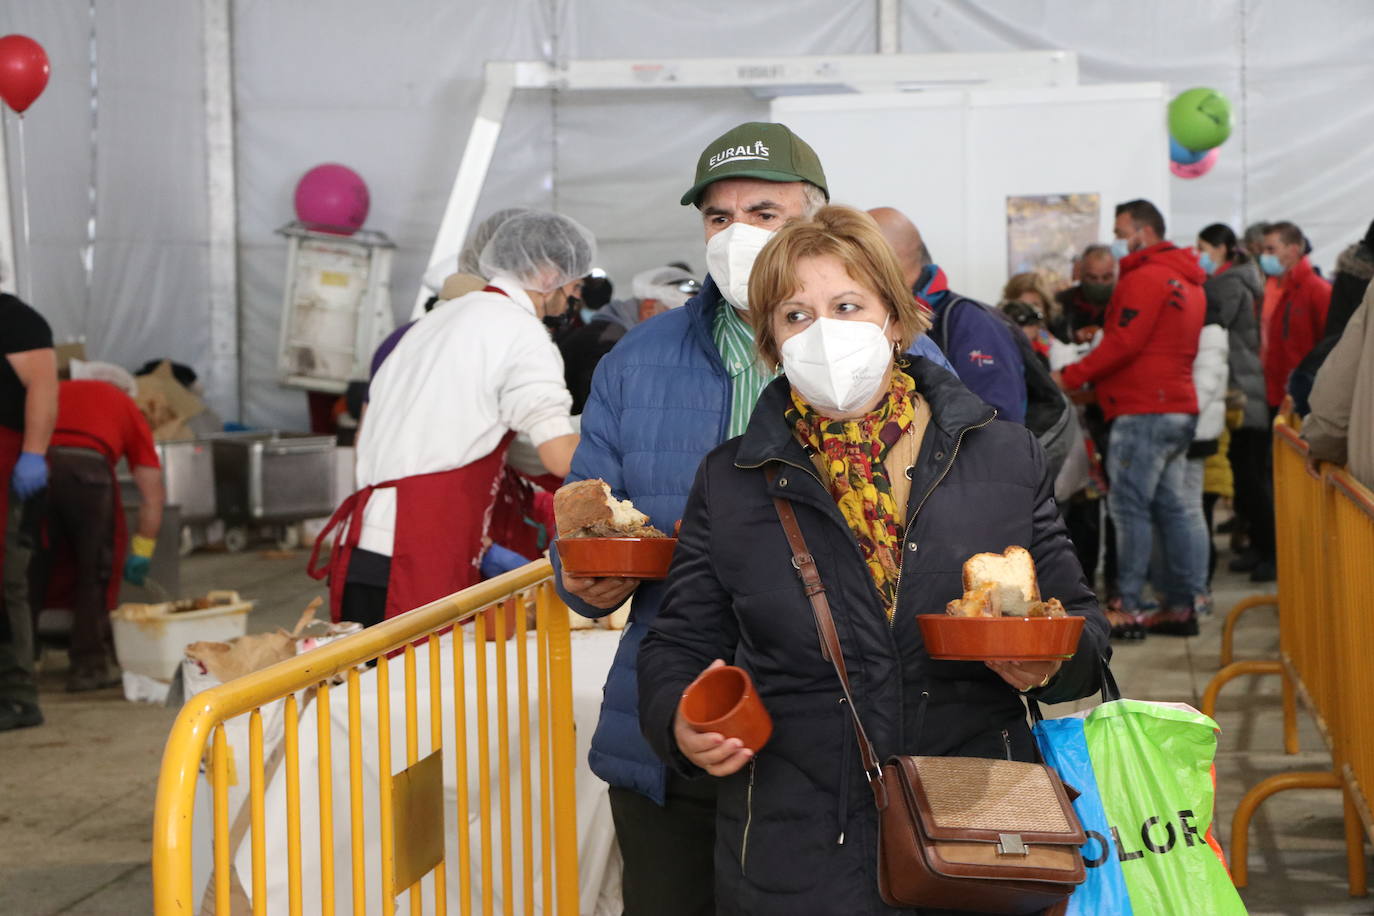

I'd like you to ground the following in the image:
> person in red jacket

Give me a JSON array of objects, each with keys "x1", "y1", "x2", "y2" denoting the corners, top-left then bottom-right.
[
  {"x1": 1259, "y1": 220, "x2": 1332, "y2": 409},
  {"x1": 31, "y1": 378, "x2": 165, "y2": 691},
  {"x1": 1056, "y1": 199, "x2": 1208, "y2": 638}
]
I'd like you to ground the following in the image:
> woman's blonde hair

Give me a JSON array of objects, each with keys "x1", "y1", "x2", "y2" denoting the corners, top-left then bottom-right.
[
  {"x1": 1001, "y1": 271, "x2": 1060, "y2": 322},
  {"x1": 746, "y1": 205, "x2": 932, "y2": 368}
]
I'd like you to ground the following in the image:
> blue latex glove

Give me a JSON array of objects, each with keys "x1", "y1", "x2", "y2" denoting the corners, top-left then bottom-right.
[
  {"x1": 10, "y1": 452, "x2": 47, "y2": 499},
  {"x1": 480, "y1": 543, "x2": 532, "y2": 579},
  {"x1": 124, "y1": 554, "x2": 152, "y2": 586}
]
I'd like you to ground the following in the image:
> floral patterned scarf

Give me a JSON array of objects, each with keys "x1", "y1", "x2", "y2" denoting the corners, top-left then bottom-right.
[{"x1": 786, "y1": 369, "x2": 918, "y2": 617}]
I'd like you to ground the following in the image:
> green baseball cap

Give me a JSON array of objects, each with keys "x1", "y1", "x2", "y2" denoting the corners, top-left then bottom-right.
[{"x1": 680, "y1": 121, "x2": 829, "y2": 207}]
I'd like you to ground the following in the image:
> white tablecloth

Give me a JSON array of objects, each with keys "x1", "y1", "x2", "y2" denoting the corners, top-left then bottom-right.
[{"x1": 214, "y1": 627, "x2": 622, "y2": 915}]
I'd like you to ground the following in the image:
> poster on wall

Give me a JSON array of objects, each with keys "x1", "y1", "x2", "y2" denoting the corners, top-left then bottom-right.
[{"x1": 1006, "y1": 193, "x2": 1101, "y2": 291}]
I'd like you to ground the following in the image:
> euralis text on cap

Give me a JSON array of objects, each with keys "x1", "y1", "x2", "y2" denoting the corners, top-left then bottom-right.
[{"x1": 709, "y1": 140, "x2": 770, "y2": 171}]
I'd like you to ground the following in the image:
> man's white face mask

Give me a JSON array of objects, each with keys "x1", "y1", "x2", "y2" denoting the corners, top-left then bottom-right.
[
  {"x1": 705, "y1": 222, "x2": 774, "y2": 311},
  {"x1": 780, "y1": 316, "x2": 893, "y2": 416}
]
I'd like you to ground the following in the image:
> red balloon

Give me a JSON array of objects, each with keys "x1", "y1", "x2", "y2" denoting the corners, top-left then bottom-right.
[{"x1": 0, "y1": 34, "x2": 50, "y2": 114}]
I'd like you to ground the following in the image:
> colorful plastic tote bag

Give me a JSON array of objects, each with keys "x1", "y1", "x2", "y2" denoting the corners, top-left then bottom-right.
[{"x1": 1033, "y1": 684, "x2": 1248, "y2": 915}]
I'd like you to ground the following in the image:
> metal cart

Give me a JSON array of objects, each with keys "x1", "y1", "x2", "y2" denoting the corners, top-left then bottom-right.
[{"x1": 209, "y1": 431, "x2": 337, "y2": 551}]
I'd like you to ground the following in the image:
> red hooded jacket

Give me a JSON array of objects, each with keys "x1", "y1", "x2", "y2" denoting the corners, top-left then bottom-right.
[
  {"x1": 1262, "y1": 256, "x2": 1331, "y2": 407},
  {"x1": 1061, "y1": 242, "x2": 1206, "y2": 421}
]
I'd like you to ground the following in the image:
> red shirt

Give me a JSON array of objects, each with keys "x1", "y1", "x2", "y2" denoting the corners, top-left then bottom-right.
[
  {"x1": 1262, "y1": 257, "x2": 1331, "y2": 407},
  {"x1": 50, "y1": 380, "x2": 161, "y2": 469}
]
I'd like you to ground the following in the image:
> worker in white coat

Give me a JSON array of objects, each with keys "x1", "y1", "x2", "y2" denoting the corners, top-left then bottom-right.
[{"x1": 311, "y1": 210, "x2": 591, "y2": 625}]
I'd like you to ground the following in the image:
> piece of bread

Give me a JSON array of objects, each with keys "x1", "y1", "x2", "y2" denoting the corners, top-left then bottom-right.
[
  {"x1": 946, "y1": 582, "x2": 998, "y2": 617},
  {"x1": 946, "y1": 547, "x2": 1068, "y2": 619},
  {"x1": 963, "y1": 547, "x2": 1040, "y2": 616},
  {"x1": 554, "y1": 479, "x2": 666, "y2": 539},
  {"x1": 1025, "y1": 597, "x2": 1067, "y2": 619}
]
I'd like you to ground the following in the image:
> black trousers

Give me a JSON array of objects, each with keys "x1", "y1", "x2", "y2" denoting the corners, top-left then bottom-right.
[
  {"x1": 340, "y1": 548, "x2": 391, "y2": 628},
  {"x1": 31, "y1": 449, "x2": 115, "y2": 672},
  {"x1": 1062, "y1": 497, "x2": 1100, "y2": 585},
  {"x1": 608, "y1": 773, "x2": 716, "y2": 916},
  {"x1": 1228, "y1": 427, "x2": 1276, "y2": 562},
  {"x1": 1203, "y1": 492, "x2": 1220, "y2": 584}
]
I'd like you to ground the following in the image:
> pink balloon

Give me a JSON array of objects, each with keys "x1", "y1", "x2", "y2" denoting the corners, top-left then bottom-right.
[
  {"x1": 294, "y1": 163, "x2": 370, "y2": 234},
  {"x1": 1170, "y1": 147, "x2": 1219, "y2": 180}
]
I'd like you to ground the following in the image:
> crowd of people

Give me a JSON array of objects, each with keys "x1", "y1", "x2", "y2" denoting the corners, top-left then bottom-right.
[
  {"x1": 306, "y1": 118, "x2": 1373, "y2": 913},
  {"x1": 5, "y1": 112, "x2": 1372, "y2": 910}
]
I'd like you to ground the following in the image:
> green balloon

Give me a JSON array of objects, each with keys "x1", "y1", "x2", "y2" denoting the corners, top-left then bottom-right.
[{"x1": 1169, "y1": 87, "x2": 1233, "y2": 152}]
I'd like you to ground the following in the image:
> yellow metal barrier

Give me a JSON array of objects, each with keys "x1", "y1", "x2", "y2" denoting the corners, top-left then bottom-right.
[
  {"x1": 1210, "y1": 421, "x2": 1373, "y2": 894},
  {"x1": 1330, "y1": 470, "x2": 1374, "y2": 850},
  {"x1": 152, "y1": 561, "x2": 581, "y2": 915}
]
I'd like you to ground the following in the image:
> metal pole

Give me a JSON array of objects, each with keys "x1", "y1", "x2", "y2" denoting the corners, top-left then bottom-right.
[
  {"x1": 878, "y1": 0, "x2": 900, "y2": 54},
  {"x1": 0, "y1": 112, "x2": 15, "y2": 295},
  {"x1": 203, "y1": 0, "x2": 242, "y2": 419},
  {"x1": 409, "y1": 62, "x2": 516, "y2": 319}
]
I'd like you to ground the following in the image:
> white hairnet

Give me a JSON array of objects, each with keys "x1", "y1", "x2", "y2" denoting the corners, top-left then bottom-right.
[
  {"x1": 632, "y1": 265, "x2": 699, "y2": 309},
  {"x1": 458, "y1": 207, "x2": 531, "y2": 277},
  {"x1": 69, "y1": 359, "x2": 138, "y2": 398},
  {"x1": 478, "y1": 211, "x2": 597, "y2": 294}
]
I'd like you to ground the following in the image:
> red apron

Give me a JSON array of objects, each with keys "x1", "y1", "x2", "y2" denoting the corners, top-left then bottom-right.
[
  {"x1": 488, "y1": 468, "x2": 563, "y2": 562},
  {"x1": 0, "y1": 427, "x2": 21, "y2": 606},
  {"x1": 309, "y1": 432, "x2": 515, "y2": 623}
]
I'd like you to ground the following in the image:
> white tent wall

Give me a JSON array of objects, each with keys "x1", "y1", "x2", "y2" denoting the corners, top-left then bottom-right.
[
  {"x1": 232, "y1": 0, "x2": 556, "y2": 428},
  {"x1": 4, "y1": 2, "x2": 1372, "y2": 430},
  {"x1": 0, "y1": 1, "x2": 211, "y2": 392},
  {"x1": 0, "y1": 2, "x2": 100, "y2": 345},
  {"x1": 552, "y1": 0, "x2": 878, "y2": 287}
]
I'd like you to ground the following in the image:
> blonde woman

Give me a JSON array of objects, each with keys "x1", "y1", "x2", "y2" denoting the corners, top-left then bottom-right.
[{"x1": 638, "y1": 206, "x2": 1109, "y2": 915}]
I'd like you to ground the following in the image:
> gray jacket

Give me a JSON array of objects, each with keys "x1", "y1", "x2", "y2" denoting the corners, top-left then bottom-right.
[
  {"x1": 1305, "y1": 293, "x2": 1374, "y2": 490},
  {"x1": 1204, "y1": 260, "x2": 1267, "y2": 429}
]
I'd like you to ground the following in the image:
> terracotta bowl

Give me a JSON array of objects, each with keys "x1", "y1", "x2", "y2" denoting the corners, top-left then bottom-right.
[
  {"x1": 680, "y1": 665, "x2": 773, "y2": 753},
  {"x1": 918, "y1": 614, "x2": 1085, "y2": 662},
  {"x1": 555, "y1": 537, "x2": 677, "y2": 580}
]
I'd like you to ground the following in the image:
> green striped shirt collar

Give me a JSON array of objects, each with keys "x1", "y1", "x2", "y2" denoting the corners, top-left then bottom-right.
[{"x1": 711, "y1": 299, "x2": 780, "y2": 439}]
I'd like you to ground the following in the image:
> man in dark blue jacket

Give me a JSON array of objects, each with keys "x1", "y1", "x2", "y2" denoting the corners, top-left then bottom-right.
[
  {"x1": 871, "y1": 206, "x2": 1028, "y2": 423},
  {"x1": 552, "y1": 122, "x2": 952, "y2": 915}
]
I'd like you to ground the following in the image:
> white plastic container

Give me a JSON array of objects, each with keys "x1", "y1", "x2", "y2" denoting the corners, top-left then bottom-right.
[{"x1": 111, "y1": 590, "x2": 254, "y2": 680}]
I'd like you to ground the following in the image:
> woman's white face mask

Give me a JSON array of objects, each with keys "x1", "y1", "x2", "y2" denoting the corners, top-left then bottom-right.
[
  {"x1": 780, "y1": 315, "x2": 893, "y2": 416},
  {"x1": 705, "y1": 222, "x2": 774, "y2": 311}
]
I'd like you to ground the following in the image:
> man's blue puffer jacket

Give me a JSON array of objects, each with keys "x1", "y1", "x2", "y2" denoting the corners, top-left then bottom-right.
[{"x1": 552, "y1": 275, "x2": 955, "y2": 803}]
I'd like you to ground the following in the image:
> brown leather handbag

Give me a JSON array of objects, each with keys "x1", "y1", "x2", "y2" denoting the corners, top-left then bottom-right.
[{"x1": 769, "y1": 483, "x2": 1087, "y2": 914}]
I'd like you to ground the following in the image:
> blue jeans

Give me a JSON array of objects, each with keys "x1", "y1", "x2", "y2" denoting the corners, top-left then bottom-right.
[{"x1": 1106, "y1": 413, "x2": 1208, "y2": 610}]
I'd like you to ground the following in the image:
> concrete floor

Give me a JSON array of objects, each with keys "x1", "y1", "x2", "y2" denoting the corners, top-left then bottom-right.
[{"x1": 1, "y1": 541, "x2": 1370, "y2": 914}]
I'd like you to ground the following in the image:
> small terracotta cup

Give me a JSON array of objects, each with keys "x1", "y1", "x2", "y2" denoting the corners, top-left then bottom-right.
[{"x1": 680, "y1": 665, "x2": 773, "y2": 753}]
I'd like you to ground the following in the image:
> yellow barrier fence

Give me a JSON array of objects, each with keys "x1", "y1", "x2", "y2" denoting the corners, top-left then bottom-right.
[
  {"x1": 152, "y1": 560, "x2": 581, "y2": 915},
  {"x1": 1201, "y1": 419, "x2": 1374, "y2": 893}
]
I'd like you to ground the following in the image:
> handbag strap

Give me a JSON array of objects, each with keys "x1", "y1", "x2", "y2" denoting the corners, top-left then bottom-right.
[{"x1": 766, "y1": 466, "x2": 889, "y2": 810}]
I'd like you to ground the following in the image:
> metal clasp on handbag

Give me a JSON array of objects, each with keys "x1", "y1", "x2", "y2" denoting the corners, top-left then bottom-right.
[{"x1": 997, "y1": 834, "x2": 1029, "y2": 856}]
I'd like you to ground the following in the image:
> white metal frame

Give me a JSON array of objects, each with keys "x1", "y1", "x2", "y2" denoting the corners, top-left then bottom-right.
[
  {"x1": 275, "y1": 223, "x2": 395, "y2": 395},
  {"x1": 414, "y1": 50, "x2": 1079, "y2": 315}
]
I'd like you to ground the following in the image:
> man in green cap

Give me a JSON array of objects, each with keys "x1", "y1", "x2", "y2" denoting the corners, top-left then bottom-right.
[
  {"x1": 551, "y1": 122, "x2": 950, "y2": 913},
  {"x1": 550, "y1": 121, "x2": 827, "y2": 915}
]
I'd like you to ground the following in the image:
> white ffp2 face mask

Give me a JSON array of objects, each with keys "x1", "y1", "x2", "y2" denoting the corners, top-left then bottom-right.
[
  {"x1": 705, "y1": 222, "x2": 774, "y2": 311},
  {"x1": 780, "y1": 316, "x2": 894, "y2": 416}
]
